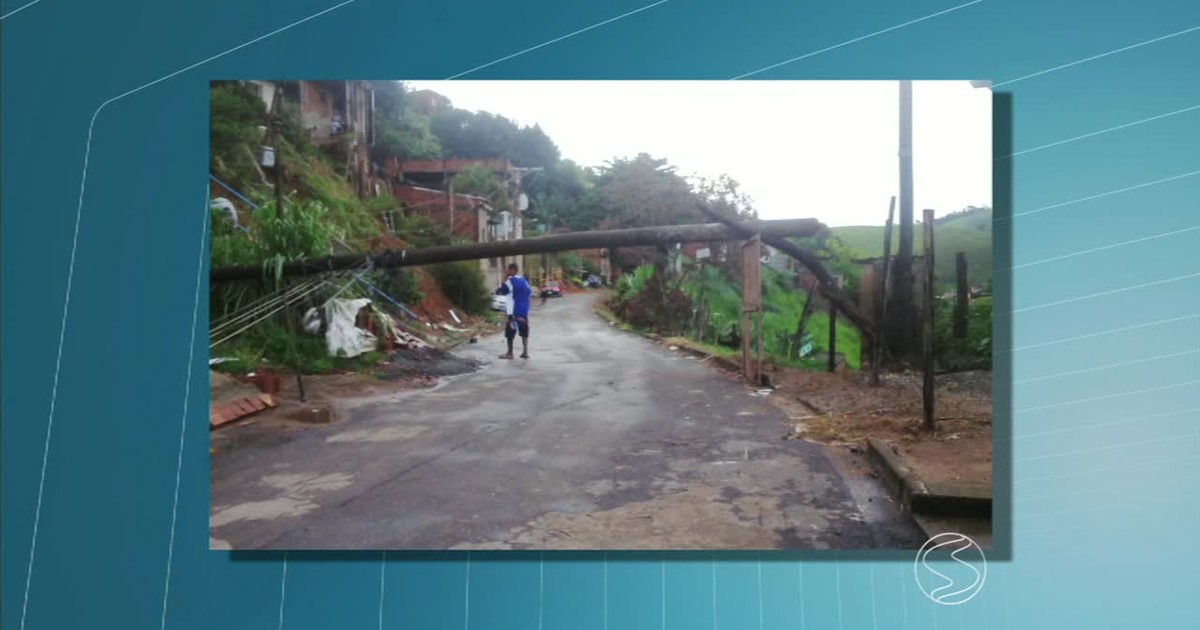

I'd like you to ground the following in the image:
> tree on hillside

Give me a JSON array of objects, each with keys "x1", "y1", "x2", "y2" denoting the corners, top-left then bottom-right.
[
  {"x1": 693, "y1": 174, "x2": 758, "y2": 221},
  {"x1": 451, "y1": 163, "x2": 512, "y2": 213},
  {"x1": 210, "y1": 82, "x2": 270, "y2": 191},
  {"x1": 594, "y1": 154, "x2": 702, "y2": 228},
  {"x1": 370, "y1": 81, "x2": 443, "y2": 162},
  {"x1": 524, "y1": 160, "x2": 607, "y2": 231},
  {"x1": 407, "y1": 89, "x2": 453, "y2": 116},
  {"x1": 935, "y1": 205, "x2": 992, "y2": 230},
  {"x1": 431, "y1": 107, "x2": 560, "y2": 167},
  {"x1": 509, "y1": 123, "x2": 560, "y2": 167}
]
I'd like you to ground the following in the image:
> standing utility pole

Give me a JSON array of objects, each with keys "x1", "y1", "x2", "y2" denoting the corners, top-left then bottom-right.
[
  {"x1": 922, "y1": 209, "x2": 937, "y2": 431},
  {"x1": 267, "y1": 86, "x2": 303, "y2": 397},
  {"x1": 269, "y1": 88, "x2": 285, "y2": 217},
  {"x1": 887, "y1": 80, "x2": 916, "y2": 361}
]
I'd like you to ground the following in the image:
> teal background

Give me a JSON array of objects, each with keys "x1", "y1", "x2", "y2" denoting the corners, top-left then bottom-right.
[{"x1": 3, "y1": 0, "x2": 1198, "y2": 628}]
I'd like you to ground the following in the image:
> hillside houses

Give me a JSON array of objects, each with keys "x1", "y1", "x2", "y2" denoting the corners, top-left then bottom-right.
[
  {"x1": 233, "y1": 82, "x2": 531, "y2": 290},
  {"x1": 386, "y1": 158, "x2": 535, "y2": 290}
]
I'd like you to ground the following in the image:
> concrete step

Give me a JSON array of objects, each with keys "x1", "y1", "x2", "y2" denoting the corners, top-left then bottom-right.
[
  {"x1": 867, "y1": 438, "x2": 992, "y2": 519},
  {"x1": 912, "y1": 514, "x2": 993, "y2": 551}
]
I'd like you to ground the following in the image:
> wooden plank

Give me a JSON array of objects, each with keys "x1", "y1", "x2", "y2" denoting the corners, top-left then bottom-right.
[{"x1": 211, "y1": 395, "x2": 278, "y2": 429}]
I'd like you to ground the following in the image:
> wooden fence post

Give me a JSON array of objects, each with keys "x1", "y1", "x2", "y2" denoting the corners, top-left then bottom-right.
[
  {"x1": 922, "y1": 209, "x2": 937, "y2": 431},
  {"x1": 741, "y1": 235, "x2": 763, "y2": 384},
  {"x1": 828, "y1": 280, "x2": 838, "y2": 373},
  {"x1": 954, "y1": 251, "x2": 969, "y2": 339}
]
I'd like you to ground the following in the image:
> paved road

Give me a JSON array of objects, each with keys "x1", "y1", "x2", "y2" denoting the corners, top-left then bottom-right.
[{"x1": 211, "y1": 294, "x2": 921, "y2": 550}]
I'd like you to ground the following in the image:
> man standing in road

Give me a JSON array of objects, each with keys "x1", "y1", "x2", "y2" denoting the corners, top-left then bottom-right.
[{"x1": 497, "y1": 263, "x2": 533, "y2": 359}]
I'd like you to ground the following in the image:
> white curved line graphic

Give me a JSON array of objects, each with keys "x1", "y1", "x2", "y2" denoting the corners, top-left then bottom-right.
[
  {"x1": 932, "y1": 539, "x2": 983, "y2": 602},
  {"x1": 920, "y1": 535, "x2": 963, "y2": 600}
]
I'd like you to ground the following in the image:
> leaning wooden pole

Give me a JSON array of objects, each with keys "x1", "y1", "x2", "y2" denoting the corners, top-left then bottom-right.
[
  {"x1": 211, "y1": 219, "x2": 823, "y2": 283},
  {"x1": 871, "y1": 196, "x2": 896, "y2": 386},
  {"x1": 922, "y1": 209, "x2": 937, "y2": 432},
  {"x1": 694, "y1": 204, "x2": 875, "y2": 343}
]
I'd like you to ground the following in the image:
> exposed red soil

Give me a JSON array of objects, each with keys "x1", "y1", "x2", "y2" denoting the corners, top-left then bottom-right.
[{"x1": 765, "y1": 365, "x2": 993, "y2": 488}]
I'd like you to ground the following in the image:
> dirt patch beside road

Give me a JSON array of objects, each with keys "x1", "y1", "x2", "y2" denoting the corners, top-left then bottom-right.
[{"x1": 763, "y1": 365, "x2": 994, "y2": 493}]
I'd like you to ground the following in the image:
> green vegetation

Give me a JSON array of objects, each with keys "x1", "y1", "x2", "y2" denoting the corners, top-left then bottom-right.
[
  {"x1": 451, "y1": 163, "x2": 513, "y2": 213},
  {"x1": 211, "y1": 81, "x2": 992, "y2": 378},
  {"x1": 210, "y1": 82, "x2": 443, "y2": 375},
  {"x1": 611, "y1": 261, "x2": 864, "y2": 371},
  {"x1": 934, "y1": 295, "x2": 993, "y2": 371},
  {"x1": 430, "y1": 261, "x2": 490, "y2": 315},
  {"x1": 370, "y1": 81, "x2": 444, "y2": 161},
  {"x1": 829, "y1": 206, "x2": 993, "y2": 291}
]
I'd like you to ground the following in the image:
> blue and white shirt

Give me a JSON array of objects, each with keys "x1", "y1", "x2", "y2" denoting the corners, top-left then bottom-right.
[{"x1": 498, "y1": 275, "x2": 533, "y2": 318}]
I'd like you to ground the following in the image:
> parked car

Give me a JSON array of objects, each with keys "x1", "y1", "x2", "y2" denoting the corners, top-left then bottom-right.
[
  {"x1": 586, "y1": 274, "x2": 603, "y2": 288},
  {"x1": 541, "y1": 281, "x2": 564, "y2": 298},
  {"x1": 491, "y1": 287, "x2": 508, "y2": 312}
]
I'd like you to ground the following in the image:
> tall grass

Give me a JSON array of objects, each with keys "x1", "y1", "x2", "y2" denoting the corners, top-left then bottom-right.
[{"x1": 615, "y1": 261, "x2": 864, "y2": 370}]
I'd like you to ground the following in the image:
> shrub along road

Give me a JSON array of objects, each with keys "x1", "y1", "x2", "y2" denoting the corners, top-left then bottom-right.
[{"x1": 210, "y1": 294, "x2": 922, "y2": 550}]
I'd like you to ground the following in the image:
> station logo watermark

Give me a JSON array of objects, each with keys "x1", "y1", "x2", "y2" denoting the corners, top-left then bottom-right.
[{"x1": 914, "y1": 532, "x2": 987, "y2": 605}]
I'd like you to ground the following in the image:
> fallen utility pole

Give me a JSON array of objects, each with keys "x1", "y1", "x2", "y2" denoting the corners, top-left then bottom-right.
[
  {"x1": 211, "y1": 219, "x2": 824, "y2": 284},
  {"x1": 694, "y1": 204, "x2": 876, "y2": 344}
]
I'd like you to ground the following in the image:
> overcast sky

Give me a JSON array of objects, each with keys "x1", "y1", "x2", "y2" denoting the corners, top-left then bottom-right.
[{"x1": 404, "y1": 80, "x2": 992, "y2": 227}]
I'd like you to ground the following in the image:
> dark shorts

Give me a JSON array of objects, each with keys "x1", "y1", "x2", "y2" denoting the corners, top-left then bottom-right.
[{"x1": 505, "y1": 315, "x2": 530, "y2": 339}]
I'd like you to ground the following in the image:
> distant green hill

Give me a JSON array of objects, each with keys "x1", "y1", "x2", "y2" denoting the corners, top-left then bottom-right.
[{"x1": 830, "y1": 206, "x2": 993, "y2": 291}]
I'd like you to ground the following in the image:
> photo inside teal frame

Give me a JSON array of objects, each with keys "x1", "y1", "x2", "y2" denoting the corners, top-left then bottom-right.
[{"x1": 206, "y1": 79, "x2": 1002, "y2": 554}]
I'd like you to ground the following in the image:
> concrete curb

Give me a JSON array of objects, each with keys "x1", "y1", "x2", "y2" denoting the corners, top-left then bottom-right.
[
  {"x1": 866, "y1": 438, "x2": 991, "y2": 519},
  {"x1": 867, "y1": 438, "x2": 929, "y2": 512},
  {"x1": 592, "y1": 305, "x2": 745, "y2": 374},
  {"x1": 668, "y1": 344, "x2": 743, "y2": 373}
]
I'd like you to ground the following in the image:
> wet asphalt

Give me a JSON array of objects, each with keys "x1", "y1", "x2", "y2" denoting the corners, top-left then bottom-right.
[{"x1": 210, "y1": 293, "x2": 923, "y2": 550}]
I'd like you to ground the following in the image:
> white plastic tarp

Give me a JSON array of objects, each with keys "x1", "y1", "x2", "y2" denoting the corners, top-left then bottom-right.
[{"x1": 325, "y1": 298, "x2": 377, "y2": 358}]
